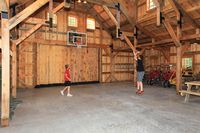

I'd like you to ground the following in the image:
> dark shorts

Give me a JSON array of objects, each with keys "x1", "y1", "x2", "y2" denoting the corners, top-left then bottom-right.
[
  {"x1": 64, "y1": 81, "x2": 71, "y2": 86},
  {"x1": 137, "y1": 71, "x2": 144, "y2": 82}
]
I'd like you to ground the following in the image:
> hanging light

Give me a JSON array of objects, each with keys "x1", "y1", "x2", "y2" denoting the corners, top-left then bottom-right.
[
  {"x1": 77, "y1": 0, "x2": 81, "y2": 3},
  {"x1": 83, "y1": 0, "x2": 87, "y2": 4}
]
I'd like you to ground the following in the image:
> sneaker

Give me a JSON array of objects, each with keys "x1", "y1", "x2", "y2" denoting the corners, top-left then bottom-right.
[
  {"x1": 60, "y1": 90, "x2": 64, "y2": 96},
  {"x1": 138, "y1": 90, "x2": 144, "y2": 94},
  {"x1": 67, "y1": 94, "x2": 73, "y2": 97},
  {"x1": 136, "y1": 89, "x2": 140, "y2": 94}
]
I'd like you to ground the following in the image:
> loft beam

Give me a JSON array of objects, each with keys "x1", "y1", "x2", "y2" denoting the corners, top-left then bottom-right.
[
  {"x1": 14, "y1": 22, "x2": 45, "y2": 45},
  {"x1": 9, "y1": 0, "x2": 49, "y2": 30}
]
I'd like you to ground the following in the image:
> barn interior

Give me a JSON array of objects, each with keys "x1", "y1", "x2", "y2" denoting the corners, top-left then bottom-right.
[{"x1": 0, "y1": 0, "x2": 200, "y2": 132}]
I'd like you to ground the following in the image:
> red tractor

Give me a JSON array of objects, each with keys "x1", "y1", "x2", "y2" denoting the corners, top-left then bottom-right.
[{"x1": 147, "y1": 70, "x2": 162, "y2": 85}]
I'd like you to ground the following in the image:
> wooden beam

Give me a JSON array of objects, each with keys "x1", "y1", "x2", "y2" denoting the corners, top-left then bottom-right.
[
  {"x1": 52, "y1": 2, "x2": 64, "y2": 14},
  {"x1": 122, "y1": 33, "x2": 136, "y2": 52},
  {"x1": 48, "y1": 0, "x2": 53, "y2": 29},
  {"x1": 102, "y1": 5, "x2": 120, "y2": 37},
  {"x1": 0, "y1": 0, "x2": 9, "y2": 12},
  {"x1": 187, "y1": 5, "x2": 200, "y2": 12},
  {"x1": 24, "y1": 38, "x2": 110, "y2": 49},
  {"x1": 136, "y1": 33, "x2": 200, "y2": 48},
  {"x1": 156, "y1": 47, "x2": 170, "y2": 63},
  {"x1": 168, "y1": 0, "x2": 179, "y2": 15},
  {"x1": 102, "y1": 5, "x2": 118, "y2": 26},
  {"x1": 176, "y1": 46, "x2": 182, "y2": 93},
  {"x1": 152, "y1": 0, "x2": 161, "y2": 26},
  {"x1": 163, "y1": 20, "x2": 181, "y2": 47},
  {"x1": 1, "y1": 11, "x2": 10, "y2": 127},
  {"x1": 11, "y1": 44, "x2": 17, "y2": 98},
  {"x1": 171, "y1": 0, "x2": 200, "y2": 29},
  {"x1": 14, "y1": 22, "x2": 45, "y2": 45},
  {"x1": 25, "y1": 17, "x2": 48, "y2": 25},
  {"x1": 117, "y1": 0, "x2": 157, "y2": 39},
  {"x1": 86, "y1": 0, "x2": 116, "y2": 9},
  {"x1": 133, "y1": 28, "x2": 137, "y2": 86},
  {"x1": 9, "y1": 0, "x2": 49, "y2": 30}
]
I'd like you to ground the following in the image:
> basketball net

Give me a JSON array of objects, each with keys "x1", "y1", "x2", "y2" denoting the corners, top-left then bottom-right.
[{"x1": 75, "y1": 42, "x2": 82, "y2": 48}]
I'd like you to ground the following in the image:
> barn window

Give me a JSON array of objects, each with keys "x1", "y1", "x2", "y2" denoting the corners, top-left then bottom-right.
[
  {"x1": 68, "y1": 16, "x2": 78, "y2": 27},
  {"x1": 182, "y1": 57, "x2": 193, "y2": 70},
  {"x1": 87, "y1": 18, "x2": 95, "y2": 30},
  {"x1": 47, "y1": 13, "x2": 57, "y2": 24},
  {"x1": 147, "y1": 0, "x2": 156, "y2": 10}
]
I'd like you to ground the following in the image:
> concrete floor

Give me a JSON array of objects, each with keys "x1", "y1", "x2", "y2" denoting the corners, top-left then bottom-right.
[{"x1": 1, "y1": 82, "x2": 200, "y2": 133}]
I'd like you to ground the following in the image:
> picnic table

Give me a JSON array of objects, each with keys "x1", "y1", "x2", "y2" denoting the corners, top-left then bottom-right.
[{"x1": 179, "y1": 81, "x2": 200, "y2": 102}]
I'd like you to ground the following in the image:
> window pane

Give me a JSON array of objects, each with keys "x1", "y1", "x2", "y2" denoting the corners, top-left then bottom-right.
[
  {"x1": 47, "y1": 13, "x2": 57, "y2": 24},
  {"x1": 68, "y1": 16, "x2": 77, "y2": 27},
  {"x1": 182, "y1": 58, "x2": 193, "y2": 70},
  {"x1": 87, "y1": 18, "x2": 95, "y2": 30},
  {"x1": 147, "y1": 0, "x2": 156, "y2": 10}
]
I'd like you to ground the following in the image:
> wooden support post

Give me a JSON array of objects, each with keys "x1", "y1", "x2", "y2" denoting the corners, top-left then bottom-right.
[
  {"x1": 32, "y1": 43, "x2": 37, "y2": 86},
  {"x1": 110, "y1": 50, "x2": 115, "y2": 82},
  {"x1": 49, "y1": 0, "x2": 53, "y2": 29},
  {"x1": 196, "y1": 28, "x2": 200, "y2": 40},
  {"x1": 133, "y1": 28, "x2": 137, "y2": 86},
  {"x1": 0, "y1": 0, "x2": 9, "y2": 12},
  {"x1": 152, "y1": 0, "x2": 161, "y2": 26},
  {"x1": 11, "y1": 43, "x2": 17, "y2": 98},
  {"x1": 176, "y1": 46, "x2": 182, "y2": 93},
  {"x1": 99, "y1": 25, "x2": 103, "y2": 83},
  {"x1": 1, "y1": 11, "x2": 10, "y2": 127}
]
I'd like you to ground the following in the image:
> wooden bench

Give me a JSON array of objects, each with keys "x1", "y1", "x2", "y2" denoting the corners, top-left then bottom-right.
[{"x1": 179, "y1": 81, "x2": 200, "y2": 102}]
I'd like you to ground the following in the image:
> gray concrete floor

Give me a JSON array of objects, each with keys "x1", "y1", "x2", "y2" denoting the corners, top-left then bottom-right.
[{"x1": 1, "y1": 82, "x2": 200, "y2": 133}]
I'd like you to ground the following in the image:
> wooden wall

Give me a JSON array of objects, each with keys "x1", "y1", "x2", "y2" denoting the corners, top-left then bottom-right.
[
  {"x1": 137, "y1": 0, "x2": 170, "y2": 18},
  {"x1": 144, "y1": 44, "x2": 200, "y2": 74},
  {"x1": 101, "y1": 39, "x2": 134, "y2": 83},
  {"x1": 17, "y1": 4, "x2": 134, "y2": 88},
  {"x1": 170, "y1": 44, "x2": 200, "y2": 73}
]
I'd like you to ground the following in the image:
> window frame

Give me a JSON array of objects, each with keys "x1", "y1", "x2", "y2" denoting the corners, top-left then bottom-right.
[
  {"x1": 182, "y1": 55, "x2": 194, "y2": 71},
  {"x1": 147, "y1": 0, "x2": 156, "y2": 11},
  {"x1": 68, "y1": 15, "x2": 78, "y2": 28},
  {"x1": 86, "y1": 17, "x2": 96, "y2": 31}
]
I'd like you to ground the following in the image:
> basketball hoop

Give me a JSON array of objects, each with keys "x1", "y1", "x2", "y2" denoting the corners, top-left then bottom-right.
[
  {"x1": 75, "y1": 42, "x2": 82, "y2": 48},
  {"x1": 67, "y1": 31, "x2": 87, "y2": 48}
]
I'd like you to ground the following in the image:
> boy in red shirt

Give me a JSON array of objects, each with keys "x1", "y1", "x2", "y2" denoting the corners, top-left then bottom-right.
[{"x1": 60, "y1": 64, "x2": 72, "y2": 97}]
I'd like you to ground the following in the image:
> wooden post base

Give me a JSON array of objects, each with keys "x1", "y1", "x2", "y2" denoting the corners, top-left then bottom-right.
[{"x1": 1, "y1": 118, "x2": 9, "y2": 127}]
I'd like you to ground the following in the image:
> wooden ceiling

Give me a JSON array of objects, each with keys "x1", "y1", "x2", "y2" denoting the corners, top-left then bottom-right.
[{"x1": 8, "y1": 0, "x2": 200, "y2": 46}]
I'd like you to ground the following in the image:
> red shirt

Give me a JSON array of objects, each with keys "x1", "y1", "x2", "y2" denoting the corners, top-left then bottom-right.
[{"x1": 64, "y1": 68, "x2": 71, "y2": 81}]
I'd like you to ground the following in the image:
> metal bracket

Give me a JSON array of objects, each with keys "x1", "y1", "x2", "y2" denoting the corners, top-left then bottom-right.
[
  {"x1": 134, "y1": 27, "x2": 138, "y2": 39},
  {"x1": 115, "y1": 3, "x2": 120, "y2": 11},
  {"x1": 1, "y1": 11, "x2": 8, "y2": 19},
  {"x1": 160, "y1": 12, "x2": 165, "y2": 24}
]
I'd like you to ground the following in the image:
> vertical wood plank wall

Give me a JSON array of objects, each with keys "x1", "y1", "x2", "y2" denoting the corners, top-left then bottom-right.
[
  {"x1": 144, "y1": 45, "x2": 200, "y2": 74},
  {"x1": 17, "y1": 5, "x2": 134, "y2": 88}
]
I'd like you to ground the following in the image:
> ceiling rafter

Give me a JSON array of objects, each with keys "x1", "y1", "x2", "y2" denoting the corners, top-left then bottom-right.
[
  {"x1": 115, "y1": 0, "x2": 157, "y2": 39},
  {"x1": 170, "y1": 0, "x2": 200, "y2": 29}
]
